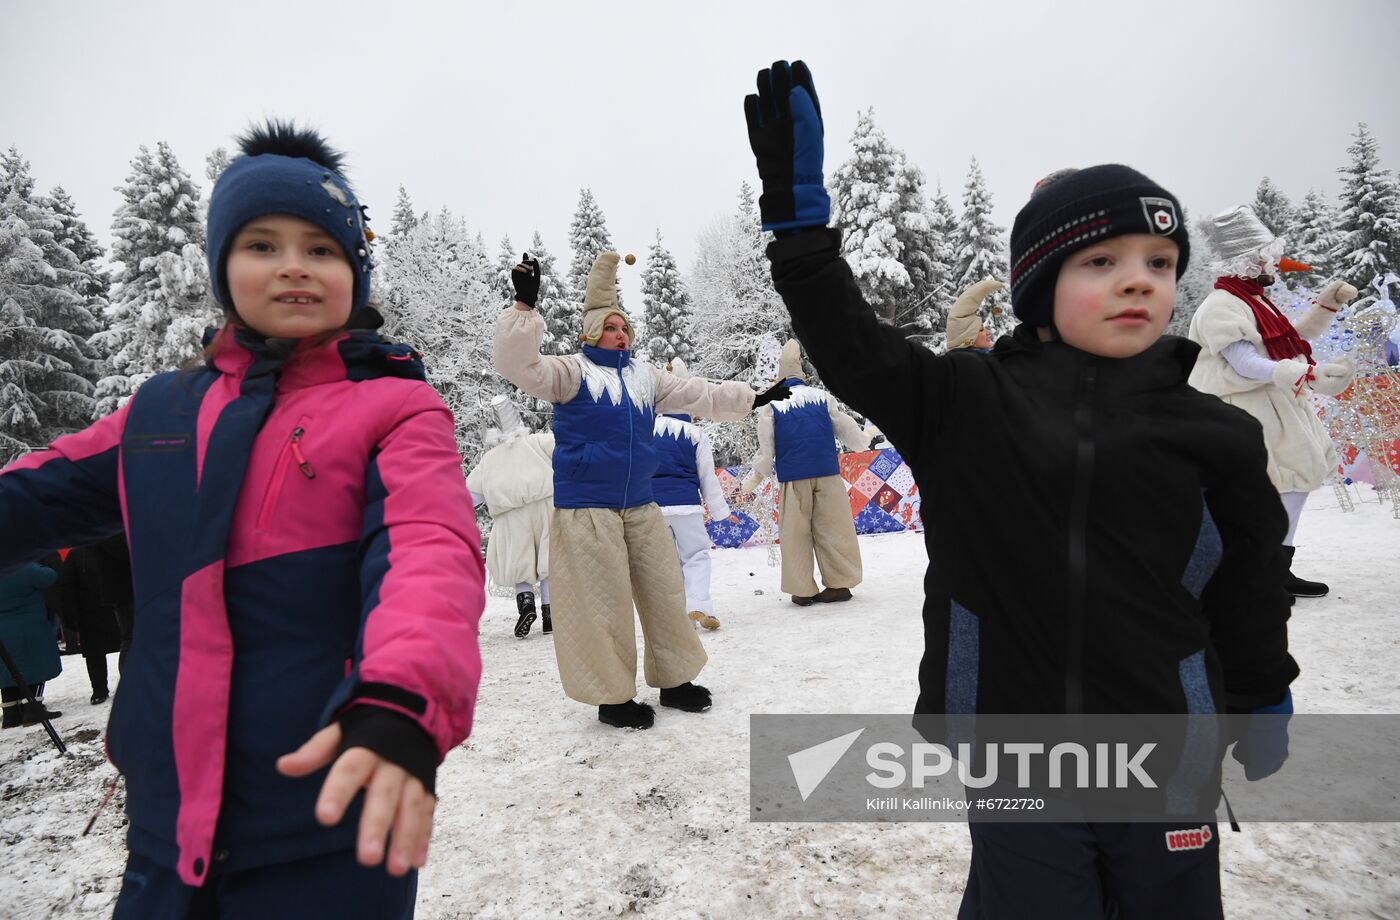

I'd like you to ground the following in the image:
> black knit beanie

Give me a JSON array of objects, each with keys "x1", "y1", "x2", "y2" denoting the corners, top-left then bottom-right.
[{"x1": 1008, "y1": 164, "x2": 1190, "y2": 327}]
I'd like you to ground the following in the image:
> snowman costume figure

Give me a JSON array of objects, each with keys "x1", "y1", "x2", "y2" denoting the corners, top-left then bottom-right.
[
  {"x1": 467, "y1": 395, "x2": 555, "y2": 638},
  {"x1": 1187, "y1": 204, "x2": 1357, "y2": 598}
]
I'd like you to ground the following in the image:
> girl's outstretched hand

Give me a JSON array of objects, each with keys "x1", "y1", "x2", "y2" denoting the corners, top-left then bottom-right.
[{"x1": 277, "y1": 723, "x2": 436, "y2": 877}]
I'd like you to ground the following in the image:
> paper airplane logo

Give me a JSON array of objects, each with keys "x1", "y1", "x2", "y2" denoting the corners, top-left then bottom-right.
[{"x1": 788, "y1": 728, "x2": 865, "y2": 801}]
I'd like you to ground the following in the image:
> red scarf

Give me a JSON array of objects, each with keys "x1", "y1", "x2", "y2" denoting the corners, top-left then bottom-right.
[{"x1": 1213, "y1": 276, "x2": 1314, "y2": 363}]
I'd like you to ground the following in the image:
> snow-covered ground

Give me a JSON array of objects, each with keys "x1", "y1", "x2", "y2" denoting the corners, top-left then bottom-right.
[{"x1": 3, "y1": 489, "x2": 1397, "y2": 918}]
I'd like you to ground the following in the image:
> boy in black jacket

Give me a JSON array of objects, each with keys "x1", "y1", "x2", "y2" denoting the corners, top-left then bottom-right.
[{"x1": 743, "y1": 61, "x2": 1297, "y2": 919}]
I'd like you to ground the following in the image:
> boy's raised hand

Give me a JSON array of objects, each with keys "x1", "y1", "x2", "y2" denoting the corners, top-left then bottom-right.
[
  {"x1": 744, "y1": 60, "x2": 830, "y2": 232},
  {"x1": 277, "y1": 722, "x2": 435, "y2": 877}
]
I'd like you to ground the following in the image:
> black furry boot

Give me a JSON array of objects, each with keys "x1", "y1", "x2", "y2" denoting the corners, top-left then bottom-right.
[
  {"x1": 659, "y1": 681, "x2": 712, "y2": 713},
  {"x1": 598, "y1": 699, "x2": 655, "y2": 729},
  {"x1": 1282, "y1": 546, "x2": 1328, "y2": 597},
  {"x1": 514, "y1": 591, "x2": 537, "y2": 638}
]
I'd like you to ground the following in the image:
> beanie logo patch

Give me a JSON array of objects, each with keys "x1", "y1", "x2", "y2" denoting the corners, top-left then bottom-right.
[{"x1": 1140, "y1": 197, "x2": 1178, "y2": 235}]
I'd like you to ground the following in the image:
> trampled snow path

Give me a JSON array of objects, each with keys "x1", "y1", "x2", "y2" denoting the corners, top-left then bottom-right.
[{"x1": 2, "y1": 490, "x2": 1397, "y2": 918}]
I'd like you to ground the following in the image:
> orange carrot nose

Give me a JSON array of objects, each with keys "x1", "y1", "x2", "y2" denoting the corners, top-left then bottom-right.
[{"x1": 1278, "y1": 257, "x2": 1313, "y2": 273}]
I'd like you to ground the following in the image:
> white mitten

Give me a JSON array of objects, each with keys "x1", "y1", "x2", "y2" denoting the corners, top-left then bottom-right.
[
  {"x1": 741, "y1": 472, "x2": 763, "y2": 494},
  {"x1": 1316, "y1": 279, "x2": 1358, "y2": 311},
  {"x1": 1310, "y1": 360, "x2": 1354, "y2": 397},
  {"x1": 1271, "y1": 357, "x2": 1314, "y2": 394}
]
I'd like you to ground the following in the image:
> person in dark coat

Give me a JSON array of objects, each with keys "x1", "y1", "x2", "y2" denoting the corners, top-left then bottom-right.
[
  {"x1": 742, "y1": 61, "x2": 1295, "y2": 920},
  {"x1": 1, "y1": 562, "x2": 64, "y2": 728},
  {"x1": 59, "y1": 534, "x2": 133, "y2": 704},
  {"x1": 37, "y1": 550, "x2": 71, "y2": 652}
]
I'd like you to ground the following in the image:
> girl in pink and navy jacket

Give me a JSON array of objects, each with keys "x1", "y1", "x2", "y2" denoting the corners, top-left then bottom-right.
[{"x1": 0, "y1": 124, "x2": 484, "y2": 918}]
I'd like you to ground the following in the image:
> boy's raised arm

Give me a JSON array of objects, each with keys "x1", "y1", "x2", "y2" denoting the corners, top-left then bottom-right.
[{"x1": 744, "y1": 60, "x2": 952, "y2": 460}]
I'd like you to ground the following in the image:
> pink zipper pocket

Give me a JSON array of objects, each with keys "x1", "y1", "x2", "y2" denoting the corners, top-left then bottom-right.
[{"x1": 257, "y1": 419, "x2": 315, "y2": 530}]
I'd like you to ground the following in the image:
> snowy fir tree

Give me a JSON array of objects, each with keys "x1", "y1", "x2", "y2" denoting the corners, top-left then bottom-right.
[
  {"x1": 1252, "y1": 177, "x2": 1296, "y2": 239},
  {"x1": 0, "y1": 149, "x2": 102, "y2": 463},
  {"x1": 378, "y1": 207, "x2": 505, "y2": 470},
  {"x1": 640, "y1": 229, "x2": 695, "y2": 365},
  {"x1": 528, "y1": 230, "x2": 573, "y2": 359},
  {"x1": 390, "y1": 185, "x2": 419, "y2": 238},
  {"x1": 1330, "y1": 123, "x2": 1400, "y2": 290},
  {"x1": 688, "y1": 187, "x2": 794, "y2": 465},
  {"x1": 205, "y1": 147, "x2": 231, "y2": 185},
  {"x1": 1166, "y1": 210, "x2": 1215, "y2": 338},
  {"x1": 42, "y1": 184, "x2": 108, "y2": 364},
  {"x1": 90, "y1": 141, "x2": 218, "y2": 416},
  {"x1": 495, "y1": 235, "x2": 518, "y2": 306},
  {"x1": 827, "y1": 109, "x2": 943, "y2": 340},
  {"x1": 566, "y1": 187, "x2": 618, "y2": 307},
  {"x1": 1291, "y1": 188, "x2": 1345, "y2": 287},
  {"x1": 953, "y1": 158, "x2": 1012, "y2": 339},
  {"x1": 922, "y1": 183, "x2": 960, "y2": 350}
]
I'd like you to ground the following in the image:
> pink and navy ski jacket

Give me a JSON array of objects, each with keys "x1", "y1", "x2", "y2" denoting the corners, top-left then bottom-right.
[{"x1": 0, "y1": 327, "x2": 485, "y2": 884}]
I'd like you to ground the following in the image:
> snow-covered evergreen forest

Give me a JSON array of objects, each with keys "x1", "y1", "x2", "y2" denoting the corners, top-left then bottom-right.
[{"x1": 4, "y1": 121, "x2": 1399, "y2": 469}]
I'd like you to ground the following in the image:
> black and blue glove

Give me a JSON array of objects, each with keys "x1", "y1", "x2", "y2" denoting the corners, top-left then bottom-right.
[
  {"x1": 1232, "y1": 688, "x2": 1293, "y2": 781},
  {"x1": 743, "y1": 60, "x2": 830, "y2": 233}
]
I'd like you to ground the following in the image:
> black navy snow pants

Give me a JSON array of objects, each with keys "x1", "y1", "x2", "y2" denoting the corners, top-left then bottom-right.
[
  {"x1": 113, "y1": 847, "x2": 418, "y2": 919},
  {"x1": 958, "y1": 821, "x2": 1222, "y2": 920}
]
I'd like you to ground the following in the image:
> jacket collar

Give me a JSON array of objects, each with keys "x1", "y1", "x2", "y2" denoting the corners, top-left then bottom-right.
[
  {"x1": 581, "y1": 344, "x2": 631, "y2": 369},
  {"x1": 992, "y1": 322, "x2": 1200, "y2": 395},
  {"x1": 205, "y1": 325, "x2": 426, "y2": 390}
]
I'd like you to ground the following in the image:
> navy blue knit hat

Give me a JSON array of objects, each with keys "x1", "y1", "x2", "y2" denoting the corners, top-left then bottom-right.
[
  {"x1": 207, "y1": 122, "x2": 374, "y2": 314},
  {"x1": 1008, "y1": 164, "x2": 1189, "y2": 327}
]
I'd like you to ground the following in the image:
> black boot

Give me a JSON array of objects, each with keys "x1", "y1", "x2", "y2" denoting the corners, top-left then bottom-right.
[
  {"x1": 1282, "y1": 546, "x2": 1328, "y2": 597},
  {"x1": 20, "y1": 685, "x2": 61, "y2": 725},
  {"x1": 598, "y1": 699, "x2": 655, "y2": 729},
  {"x1": 514, "y1": 591, "x2": 537, "y2": 638},
  {"x1": 659, "y1": 681, "x2": 712, "y2": 713},
  {"x1": 540, "y1": 603, "x2": 552, "y2": 635},
  {"x1": 20, "y1": 701, "x2": 62, "y2": 725},
  {"x1": 1, "y1": 701, "x2": 20, "y2": 730}
]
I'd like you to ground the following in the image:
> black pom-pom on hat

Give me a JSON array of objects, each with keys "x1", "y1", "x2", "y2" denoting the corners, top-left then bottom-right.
[{"x1": 236, "y1": 119, "x2": 347, "y2": 177}]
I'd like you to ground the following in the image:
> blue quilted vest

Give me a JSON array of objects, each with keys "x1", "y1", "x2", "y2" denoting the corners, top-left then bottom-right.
[
  {"x1": 772, "y1": 378, "x2": 839, "y2": 482},
  {"x1": 551, "y1": 346, "x2": 658, "y2": 509},
  {"x1": 652, "y1": 414, "x2": 701, "y2": 507}
]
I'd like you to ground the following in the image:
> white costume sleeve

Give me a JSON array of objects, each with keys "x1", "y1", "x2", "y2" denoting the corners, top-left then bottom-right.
[
  {"x1": 1221, "y1": 340, "x2": 1278, "y2": 382},
  {"x1": 465, "y1": 465, "x2": 487, "y2": 507},
  {"x1": 746, "y1": 407, "x2": 776, "y2": 484},
  {"x1": 828, "y1": 401, "x2": 874, "y2": 451},
  {"x1": 653, "y1": 366, "x2": 756, "y2": 420},
  {"x1": 492, "y1": 307, "x2": 582, "y2": 403},
  {"x1": 694, "y1": 430, "x2": 731, "y2": 520}
]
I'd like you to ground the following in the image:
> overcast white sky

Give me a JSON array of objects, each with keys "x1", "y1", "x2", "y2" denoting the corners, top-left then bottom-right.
[{"x1": 3, "y1": 0, "x2": 1398, "y2": 305}]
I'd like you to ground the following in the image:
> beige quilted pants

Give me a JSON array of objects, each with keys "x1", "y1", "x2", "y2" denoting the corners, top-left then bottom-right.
[
  {"x1": 550, "y1": 504, "x2": 708, "y2": 705},
  {"x1": 779, "y1": 475, "x2": 863, "y2": 597}
]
